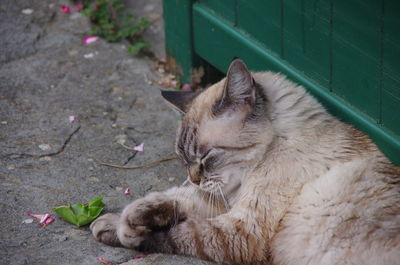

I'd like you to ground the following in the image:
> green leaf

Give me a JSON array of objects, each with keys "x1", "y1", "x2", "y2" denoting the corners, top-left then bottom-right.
[
  {"x1": 89, "y1": 196, "x2": 105, "y2": 208},
  {"x1": 88, "y1": 206, "x2": 104, "y2": 219},
  {"x1": 127, "y1": 42, "x2": 150, "y2": 55},
  {"x1": 53, "y1": 206, "x2": 78, "y2": 225},
  {"x1": 71, "y1": 203, "x2": 88, "y2": 216},
  {"x1": 53, "y1": 196, "x2": 105, "y2": 227}
]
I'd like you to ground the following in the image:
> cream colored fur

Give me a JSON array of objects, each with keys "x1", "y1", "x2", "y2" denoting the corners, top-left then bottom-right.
[{"x1": 91, "y1": 63, "x2": 400, "y2": 265}]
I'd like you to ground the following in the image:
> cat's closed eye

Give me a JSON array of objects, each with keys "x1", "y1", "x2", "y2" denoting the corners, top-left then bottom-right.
[{"x1": 202, "y1": 155, "x2": 218, "y2": 172}]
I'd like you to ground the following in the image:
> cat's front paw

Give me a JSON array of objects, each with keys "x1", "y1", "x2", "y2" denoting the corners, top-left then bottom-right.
[
  {"x1": 117, "y1": 193, "x2": 185, "y2": 249},
  {"x1": 90, "y1": 213, "x2": 122, "y2": 247}
]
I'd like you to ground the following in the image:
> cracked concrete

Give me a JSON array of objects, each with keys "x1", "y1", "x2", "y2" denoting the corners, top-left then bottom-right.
[{"x1": 0, "y1": 1, "x2": 215, "y2": 264}]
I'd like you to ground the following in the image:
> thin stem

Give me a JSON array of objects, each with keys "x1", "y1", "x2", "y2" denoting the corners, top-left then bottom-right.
[{"x1": 100, "y1": 156, "x2": 176, "y2": 169}]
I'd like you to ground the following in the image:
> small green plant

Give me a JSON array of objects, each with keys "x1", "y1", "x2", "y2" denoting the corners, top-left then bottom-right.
[
  {"x1": 53, "y1": 196, "x2": 105, "y2": 227},
  {"x1": 74, "y1": 0, "x2": 150, "y2": 55}
]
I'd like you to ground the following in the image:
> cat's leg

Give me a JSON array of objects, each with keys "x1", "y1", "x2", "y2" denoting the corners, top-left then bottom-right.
[
  {"x1": 91, "y1": 185, "x2": 225, "y2": 248},
  {"x1": 90, "y1": 213, "x2": 121, "y2": 247},
  {"x1": 138, "y1": 213, "x2": 269, "y2": 265}
]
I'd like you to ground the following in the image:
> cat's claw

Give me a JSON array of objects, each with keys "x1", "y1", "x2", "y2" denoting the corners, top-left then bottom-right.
[{"x1": 90, "y1": 213, "x2": 122, "y2": 247}]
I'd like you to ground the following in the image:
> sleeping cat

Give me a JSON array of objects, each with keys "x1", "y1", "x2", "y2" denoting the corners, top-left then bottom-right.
[{"x1": 91, "y1": 59, "x2": 400, "y2": 265}]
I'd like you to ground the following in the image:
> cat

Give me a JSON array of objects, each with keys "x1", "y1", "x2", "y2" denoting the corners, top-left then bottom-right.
[{"x1": 90, "y1": 59, "x2": 400, "y2": 265}]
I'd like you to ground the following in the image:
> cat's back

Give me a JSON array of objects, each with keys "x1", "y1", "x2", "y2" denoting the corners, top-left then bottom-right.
[
  {"x1": 271, "y1": 157, "x2": 400, "y2": 265},
  {"x1": 249, "y1": 72, "x2": 400, "y2": 264}
]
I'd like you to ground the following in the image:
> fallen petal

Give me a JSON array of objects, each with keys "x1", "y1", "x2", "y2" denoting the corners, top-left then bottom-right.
[
  {"x1": 69, "y1": 115, "x2": 77, "y2": 123},
  {"x1": 60, "y1": 5, "x2": 71, "y2": 13},
  {"x1": 132, "y1": 142, "x2": 144, "y2": 152},
  {"x1": 40, "y1": 213, "x2": 50, "y2": 224},
  {"x1": 83, "y1": 36, "x2": 100, "y2": 45},
  {"x1": 124, "y1": 188, "x2": 131, "y2": 195},
  {"x1": 97, "y1": 257, "x2": 112, "y2": 265},
  {"x1": 25, "y1": 212, "x2": 45, "y2": 219},
  {"x1": 42, "y1": 216, "x2": 55, "y2": 226},
  {"x1": 182, "y1": 84, "x2": 191, "y2": 91},
  {"x1": 25, "y1": 213, "x2": 55, "y2": 226},
  {"x1": 132, "y1": 254, "x2": 148, "y2": 259}
]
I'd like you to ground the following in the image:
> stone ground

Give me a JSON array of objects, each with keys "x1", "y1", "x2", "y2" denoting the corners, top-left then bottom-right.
[{"x1": 0, "y1": 1, "x2": 215, "y2": 264}]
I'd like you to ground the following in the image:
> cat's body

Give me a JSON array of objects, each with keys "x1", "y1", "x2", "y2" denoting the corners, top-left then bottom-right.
[{"x1": 91, "y1": 60, "x2": 400, "y2": 265}]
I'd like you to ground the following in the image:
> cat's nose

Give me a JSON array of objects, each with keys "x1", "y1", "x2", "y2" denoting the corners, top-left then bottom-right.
[
  {"x1": 188, "y1": 166, "x2": 202, "y2": 185},
  {"x1": 190, "y1": 175, "x2": 201, "y2": 185}
]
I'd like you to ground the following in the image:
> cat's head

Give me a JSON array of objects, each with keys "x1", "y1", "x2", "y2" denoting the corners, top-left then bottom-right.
[{"x1": 162, "y1": 59, "x2": 274, "y2": 194}]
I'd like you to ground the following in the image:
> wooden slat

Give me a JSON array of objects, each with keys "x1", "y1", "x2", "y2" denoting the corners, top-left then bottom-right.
[
  {"x1": 282, "y1": 0, "x2": 331, "y2": 88},
  {"x1": 236, "y1": 0, "x2": 282, "y2": 57},
  {"x1": 197, "y1": 0, "x2": 236, "y2": 23},
  {"x1": 331, "y1": 0, "x2": 381, "y2": 121}
]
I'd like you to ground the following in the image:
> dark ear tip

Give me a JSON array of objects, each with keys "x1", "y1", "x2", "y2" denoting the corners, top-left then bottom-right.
[
  {"x1": 160, "y1": 90, "x2": 199, "y2": 114},
  {"x1": 229, "y1": 58, "x2": 248, "y2": 71},
  {"x1": 231, "y1": 58, "x2": 244, "y2": 64},
  {"x1": 160, "y1": 90, "x2": 175, "y2": 101}
]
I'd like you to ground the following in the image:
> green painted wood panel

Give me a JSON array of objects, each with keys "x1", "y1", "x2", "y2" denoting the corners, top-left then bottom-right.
[
  {"x1": 381, "y1": 88, "x2": 400, "y2": 137},
  {"x1": 236, "y1": 0, "x2": 282, "y2": 57},
  {"x1": 331, "y1": 0, "x2": 381, "y2": 121},
  {"x1": 384, "y1": 0, "x2": 400, "y2": 44},
  {"x1": 163, "y1": 0, "x2": 198, "y2": 82},
  {"x1": 381, "y1": 0, "x2": 400, "y2": 137},
  {"x1": 197, "y1": 0, "x2": 235, "y2": 23},
  {"x1": 282, "y1": 0, "x2": 331, "y2": 88},
  {"x1": 382, "y1": 40, "x2": 400, "y2": 137}
]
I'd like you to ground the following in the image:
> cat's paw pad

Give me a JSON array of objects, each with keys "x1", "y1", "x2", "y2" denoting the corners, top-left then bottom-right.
[{"x1": 90, "y1": 213, "x2": 121, "y2": 247}]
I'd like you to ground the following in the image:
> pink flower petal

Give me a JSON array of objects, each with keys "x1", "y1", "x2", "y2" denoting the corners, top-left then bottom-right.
[
  {"x1": 60, "y1": 5, "x2": 71, "y2": 13},
  {"x1": 25, "y1": 213, "x2": 55, "y2": 226},
  {"x1": 69, "y1": 115, "x2": 77, "y2": 123},
  {"x1": 39, "y1": 213, "x2": 49, "y2": 223},
  {"x1": 132, "y1": 142, "x2": 144, "y2": 152},
  {"x1": 132, "y1": 254, "x2": 148, "y2": 259},
  {"x1": 97, "y1": 257, "x2": 112, "y2": 265},
  {"x1": 83, "y1": 36, "x2": 100, "y2": 45},
  {"x1": 124, "y1": 188, "x2": 131, "y2": 195},
  {"x1": 182, "y1": 84, "x2": 191, "y2": 91},
  {"x1": 42, "y1": 216, "x2": 55, "y2": 226},
  {"x1": 25, "y1": 212, "x2": 45, "y2": 219}
]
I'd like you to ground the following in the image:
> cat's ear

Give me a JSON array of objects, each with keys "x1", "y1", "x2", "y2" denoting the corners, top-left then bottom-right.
[
  {"x1": 222, "y1": 59, "x2": 255, "y2": 108},
  {"x1": 161, "y1": 90, "x2": 198, "y2": 114}
]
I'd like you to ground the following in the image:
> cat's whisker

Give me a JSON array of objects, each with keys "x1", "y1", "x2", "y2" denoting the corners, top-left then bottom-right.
[
  {"x1": 172, "y1": 187, "x2": 182, "y2": 228},
  {"x1": 213, "y1": 190, "x2": 217, "y2": 217},
  {"x1": 217, "y1": 184, "x2": 230, "y2": 211},
  {"x1": 207, "y1": 191, "x2": 211, "y2": 219},
  {"x1": 211, "y1": 190, "x2": 216, "y2": 218},
  {"x1": 181, "y1": 177, "x2": 190, "y2": 187}
]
